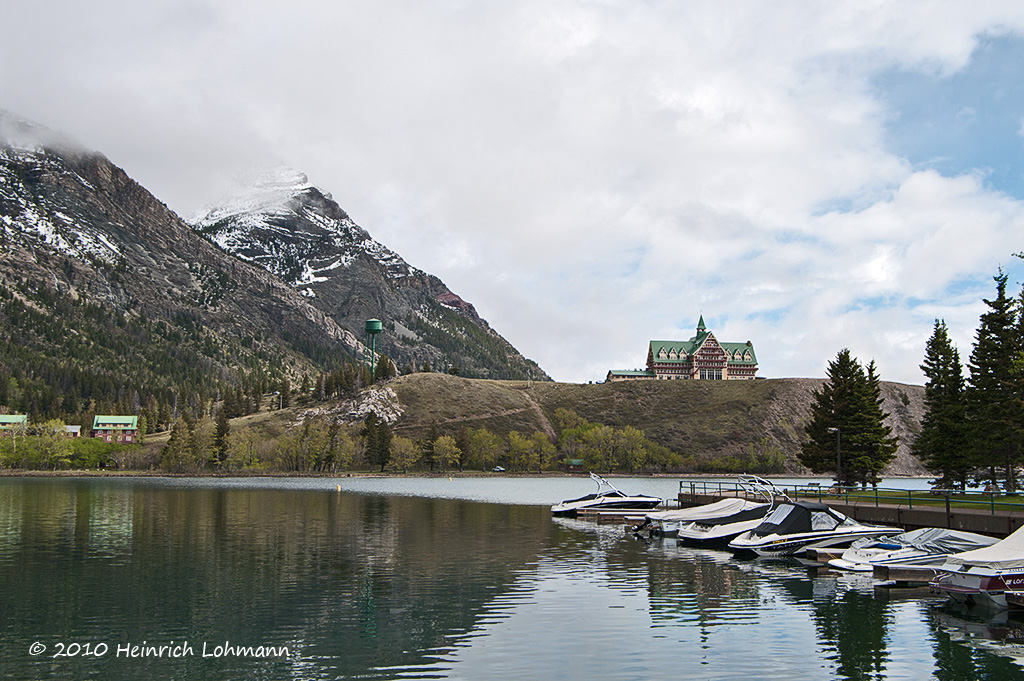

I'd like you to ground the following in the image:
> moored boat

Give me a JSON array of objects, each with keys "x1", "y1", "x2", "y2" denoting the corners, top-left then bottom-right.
[
  {"x1": 728, "y1": 500, "x2": 901, "y2": 557},
  {"x1": 930, "y1": 525, "x2": 1024, "y2": 608},
  {"x1": 634, "y1": 498, "x2": 770, "y2": 539},
  {"x1": 829, "y1": 527, "x2": 998, "y2": 572},
  {"x1": 551, "y1": 473, "x2": 662, "y2": 517}
]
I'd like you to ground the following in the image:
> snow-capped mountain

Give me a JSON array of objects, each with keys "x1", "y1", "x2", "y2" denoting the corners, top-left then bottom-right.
[
  {"x1": 191, "y1": 167, "x2": 545, "y2": 379},
  {"x1": 0, "y1": 110, "x2": 364, "y2": 382},
  {"x1": 192, "y1": 168, "x2": 420, "y2": 296}
]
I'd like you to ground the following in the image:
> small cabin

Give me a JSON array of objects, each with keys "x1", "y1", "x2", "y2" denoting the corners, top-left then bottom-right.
[
  {"x1": 92, "y1": 416, "x2": 139, "y2": 443},
  {"x1": 0, "y1": 415, "x2": 28, "y2": 434}
]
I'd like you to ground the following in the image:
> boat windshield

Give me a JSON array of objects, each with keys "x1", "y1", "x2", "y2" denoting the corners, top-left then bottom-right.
[
  {"x1": 762, "y1": 504, "x2": 796, "y2": 525},
  {"x1": 811, "y1": 511, "x2": 840, "y2": 531}
]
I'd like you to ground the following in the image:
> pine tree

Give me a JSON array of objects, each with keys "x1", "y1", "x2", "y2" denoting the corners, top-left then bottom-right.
[
  {"x1": 361, "y1": 413, "x2": 392, "y2": 472},
  {"x1": 214, "y1": 407, "x2": 230, "y2": 465},
  {"x1": 374, "y1": 354, "x2": 397, "y2": 383},
  {"x1": 799, "y1": 349, "x2": 898, "y2": 486},
  {"x1": 914, "y1": 320, "x2": 970, "y2": 489},
  {"x1": 965, "y1": 270, "x2": 1022, "y2": 492}
]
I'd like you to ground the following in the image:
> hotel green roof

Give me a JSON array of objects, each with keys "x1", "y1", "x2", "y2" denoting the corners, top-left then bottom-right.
[{"x1": 648, "y1": 336, "x2": 757, "y2": 365}]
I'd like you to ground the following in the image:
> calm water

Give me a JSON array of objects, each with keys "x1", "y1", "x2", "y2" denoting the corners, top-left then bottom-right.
[{"x1": 1, "y1": 476, "x2": 1022, "y2": 680}]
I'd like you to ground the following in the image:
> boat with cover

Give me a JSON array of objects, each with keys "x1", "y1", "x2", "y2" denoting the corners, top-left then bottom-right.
[
  {"x1": 633, "y1": 476, "x2": 780, "y2": 541},
  {"x1": 550, "y1": 473, "x2": 662, "y2": 517},
  {"x1": 670, "y1": 476, "x2": 785, "y2": 545},
  {"x1": 633, "y1": 497, "x2": 770, "y2": 539},
  {"x1": 828, "y1": 527, "x2": 998, "y2": 572},
  {"x1": 728, "y1": 500, "x2": 901, "y2": 557},
  {"x1": 930, "y1": 525, "x2": 1024, "y2": 608}
]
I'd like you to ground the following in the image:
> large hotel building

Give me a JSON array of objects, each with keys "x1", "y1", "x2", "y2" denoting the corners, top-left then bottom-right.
[{"x1": 606, "y1": 316, "x2": 758, "y2": 381}]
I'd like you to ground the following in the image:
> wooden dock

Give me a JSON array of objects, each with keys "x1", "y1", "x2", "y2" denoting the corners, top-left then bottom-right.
[
  {"x1": 872, "y1": 563, "x2": 938, "y2": 585},
  {"x1": 576, "y1": 508, "x2": 650, "y2": 525}
]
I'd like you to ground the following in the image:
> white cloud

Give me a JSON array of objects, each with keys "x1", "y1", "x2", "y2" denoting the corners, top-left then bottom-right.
[{"x1": 3, "y1": 1, "x2": 1024, "y2": 383}]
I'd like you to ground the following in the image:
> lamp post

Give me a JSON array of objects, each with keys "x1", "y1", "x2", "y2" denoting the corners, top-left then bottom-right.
[{"x1": 827, "y1": 427, "x2": 841, "y2": 487}]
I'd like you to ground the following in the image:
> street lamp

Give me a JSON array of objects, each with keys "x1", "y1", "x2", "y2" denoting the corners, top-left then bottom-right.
[{"x1": 827, "y1": 427, "x2": 841, "y2": 487}]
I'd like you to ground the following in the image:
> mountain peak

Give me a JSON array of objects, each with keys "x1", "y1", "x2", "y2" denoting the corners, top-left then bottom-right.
[{"x1": 191, "y1": 169, "x2": 547, "y2": 379}]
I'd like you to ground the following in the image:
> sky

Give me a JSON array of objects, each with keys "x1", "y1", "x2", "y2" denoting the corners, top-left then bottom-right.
[{"x1": 3, "y1": 1, "x2": 1024, "y2": 385}]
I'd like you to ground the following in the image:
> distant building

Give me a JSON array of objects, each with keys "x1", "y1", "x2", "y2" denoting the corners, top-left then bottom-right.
[
  {"x1": 607, "y1": 316, "x2": 758, "y2": 382},
  {"x1": 0, "y1": 414, "x2": 28, "y2": 434},
  {"x1": 92, "y1": 416, "x2": 139, "y2": 443},
  {"x1": 64, "y1": 425, "x2": 82, "y2": 438}
]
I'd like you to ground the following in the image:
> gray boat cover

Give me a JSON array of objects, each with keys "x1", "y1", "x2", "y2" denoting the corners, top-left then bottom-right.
[
  {"x1": 944, "y1": 525, "x2": 1024, "y2": 569},
  {"x1": 850, "y1": 527, "x2": 997, "y2": 553},
  {"x1": 644, "y1": 498, "x2": 766, "y2": 523}
]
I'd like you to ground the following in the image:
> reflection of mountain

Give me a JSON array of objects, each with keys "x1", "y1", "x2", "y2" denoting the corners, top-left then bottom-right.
[{"x1": 0, "y1": 480, "x2": 552, "y2": 680}]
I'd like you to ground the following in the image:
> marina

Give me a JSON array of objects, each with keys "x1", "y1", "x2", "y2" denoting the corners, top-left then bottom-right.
[{"x1": 3, "y1": 476, "x2": 1024, "y2": 679}]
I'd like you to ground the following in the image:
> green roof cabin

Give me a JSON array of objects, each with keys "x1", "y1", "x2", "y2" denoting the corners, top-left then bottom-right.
[
  {"x1": 92, "y1": 415, "x2": 139, "y2": 443},
  {"x1": 0, "y1": 414, "x2": 28, "y2": 432}
]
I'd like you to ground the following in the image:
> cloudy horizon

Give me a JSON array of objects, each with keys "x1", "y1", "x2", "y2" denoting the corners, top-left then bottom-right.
[{"x1": 3, "y1": 1, "x2": 1024, "y2": 384}]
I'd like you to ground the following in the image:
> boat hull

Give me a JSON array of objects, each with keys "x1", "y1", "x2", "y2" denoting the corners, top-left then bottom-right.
[
  {"x1": 551, "y1": 497, "x2": 662, "y2": 518},
  {"x1": 730, "y1": 527, "x2": 901, "y2": 558},
  {"x1": 931, "y1": 568, "x2": 1024, "y2": 609}
]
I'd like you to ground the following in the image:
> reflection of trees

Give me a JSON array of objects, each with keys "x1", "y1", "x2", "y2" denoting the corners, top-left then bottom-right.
[
  {"x1": 929, "y1": 605, "x2": 1024, "y2": 680},
  {"x1": 807, "y1": 584, "x2": 891, "y2": 680},
  {"x1": 0, "y1": 480, "x2": 553, "y2": 679}
]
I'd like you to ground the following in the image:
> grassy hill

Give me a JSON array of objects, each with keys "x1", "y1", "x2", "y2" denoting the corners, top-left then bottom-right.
[{"x1": 384, "y1": 373, "x2": 926, "y2": 475}]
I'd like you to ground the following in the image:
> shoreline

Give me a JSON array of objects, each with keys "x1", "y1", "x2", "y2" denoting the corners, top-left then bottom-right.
[{"x1": 0, "y1": 469, "x2": 932, "y2": 479}]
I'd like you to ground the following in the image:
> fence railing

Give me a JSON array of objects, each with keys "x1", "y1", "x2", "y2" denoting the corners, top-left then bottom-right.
[{"x1": 678, "y1": 479, "x2": 1024, "y2": 515}]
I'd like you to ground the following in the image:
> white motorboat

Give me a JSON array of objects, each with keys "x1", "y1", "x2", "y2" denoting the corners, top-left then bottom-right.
[
  {"x1": 930, "y1": 525, "x2": 1024, "y2": 608},
  {"x1": 673, "y1": 503, "x2": 774, "y2": 546},
  {"x1": 728, "y1": 500, "x2": 901, "y2": 557},
  {"x1": 550, "y1": 473, "x2": 662, "y2": 517},
  {"x1": 634, "y1": 475, "x2": 781, "y2": 542},
  {"x1": 671, "y1": 476, "x2": 786, "y2": 545},
  {"x1": 828, "y1": 527, "x2": 998, "y2": 572},
  {"x1": 634, "y1": 498, "x2": 770, "y2": 539}
]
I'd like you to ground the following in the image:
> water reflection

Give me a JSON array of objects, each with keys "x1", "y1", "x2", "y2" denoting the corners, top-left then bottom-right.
[{"x1": 2, "y1": 478, "x2": 1024, "y2": 680}]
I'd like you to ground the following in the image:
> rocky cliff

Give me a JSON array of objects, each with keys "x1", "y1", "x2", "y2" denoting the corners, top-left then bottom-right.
[{"x1": 190, "y1": 167, "x2": 546, "y2": 380}]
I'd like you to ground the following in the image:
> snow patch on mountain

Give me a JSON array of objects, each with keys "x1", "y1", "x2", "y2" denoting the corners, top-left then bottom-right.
[
  {"x1": 190, "y1": 166, "x2": 423, "y2": 288},
  {"x1": 1, "y1": 147, "x2": 121, "y2": 263}
]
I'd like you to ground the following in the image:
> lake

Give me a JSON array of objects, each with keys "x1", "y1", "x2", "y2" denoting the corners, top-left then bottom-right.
[{"x1": 1, "y1": 476, "x2": 1022, "y2": 680}]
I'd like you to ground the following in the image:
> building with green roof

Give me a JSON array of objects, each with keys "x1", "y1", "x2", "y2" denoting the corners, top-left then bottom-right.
[
  {"x1": 606, "y1": 316, "x2": 758, "y2": 382},
  {"x1": 0, "y1": 414, "x2": 28, "y2": 431},
  {"x1": 92, "y1": 415, "x2": 139, "y2": 443}
]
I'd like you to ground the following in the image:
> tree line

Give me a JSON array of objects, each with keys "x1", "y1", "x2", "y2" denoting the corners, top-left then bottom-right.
[{"x1": 913, "y1": 266, "x2": 1024, "y2": 492}]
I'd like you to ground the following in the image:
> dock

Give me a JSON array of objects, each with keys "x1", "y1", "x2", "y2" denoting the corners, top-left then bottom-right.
[
  {"x1": 575, "y1": 508, "x2": 650, "y2": 525},
  {"x1": 872, "y1": 563, "x2": 938, "y2": 585},
  {"x1": 677, "y1": 486, "x2": 1024, "y2": 538}
]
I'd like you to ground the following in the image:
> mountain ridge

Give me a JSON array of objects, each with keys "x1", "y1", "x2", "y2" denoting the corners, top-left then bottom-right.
[
  {"x1": 0, "y1": 110, "x2": 545, "y2": 426},
  {"x1": 190, "y1": 165, "x2": 545, "y2": 379}
]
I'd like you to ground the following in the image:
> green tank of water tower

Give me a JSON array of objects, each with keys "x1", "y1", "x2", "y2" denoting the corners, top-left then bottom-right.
[{"x1": 364, "y1": 319, "x2": 384, "y2": 373}]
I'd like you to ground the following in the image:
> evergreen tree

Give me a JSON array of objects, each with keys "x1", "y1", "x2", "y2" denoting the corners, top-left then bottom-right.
[
  {"x1": 160, "y1": 417, "x2": 193, "y2": 472},
  {"x1": 799, "y1": 349, "x2": 897, "y2": 486},
  {"x1": 965, "y1": 270, "x2": 1022, "y2": 492},
  {"x1": 361, "y1": 412, "x2": 392, "y2": 472},
  {"x1": 279, "y1": 378, "x2": 291, "y2": 409},
  {"x1": 374, "y1": 354, "x2": 397, "y2": 383},
  {"x1": 914, "y1": 320, "x2": 970, "y2": 489},
  {"x1": 848, "y1": 361, "x2": 898, "y2": 485},
  {"x1": 214, "y1": 407, "x2": 230, "y2": 464}
]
